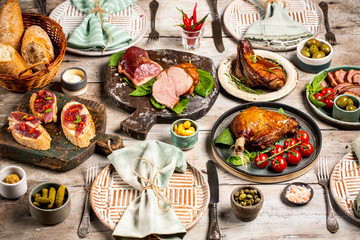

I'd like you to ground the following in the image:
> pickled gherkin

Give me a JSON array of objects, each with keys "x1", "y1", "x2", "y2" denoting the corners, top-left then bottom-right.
[
  {"x1": 34, "y1": 197, "x2": 51, "y2": 204},
  {"x1": 42, "y1": 188, "x2": 48, "y2": 198},
  {"x1": 55, "y1": 185, "x2": 66, "y2": 208},
  {"x1": 47, "y1": 187, "x2": 56, "y2": 208}
]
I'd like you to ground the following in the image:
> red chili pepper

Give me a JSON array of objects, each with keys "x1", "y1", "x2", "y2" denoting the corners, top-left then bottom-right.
[
  {"x1": 65, "y1": 116, "x2": 74, "y2": 121},
  {"x1": 25, "y1": 116, "x2": 35, "y2": 121},
  {"x1": 195, "y1": 22, "x2": 204, "y2": 31},
  {"x1": 21, "y1": 123, "x2": 26, "y2": 131},
  {"x1": 77, "y1": 125, "x2": 84, "y2": 132},
  {"x1": 177, "y1": 7, "x2": 192, "y2": 30},
  {"x1": 70, "y1": 108, "x2": 78, "y2": 114},
  {"x1": 79, "y1": 121, "x2": 85, "y2": 126},
  {"x1": 43, "y1": 105, "x2": 51, "y2": 110},
  {"x1": 196, "y1": 13, "x2": 209, "y2": 25},
  {"x1": 35, "y1": 98, "x2": 43, "y2": 103},
  {"x1": 28, "y1": 128, "x2": 35, "y2": 134},
  {"x1": 38, "y1": 89, "x2": 45, "y2": 96},
  {"x1": 193, "y1": 3, "x2": 197, "y2": 25}
]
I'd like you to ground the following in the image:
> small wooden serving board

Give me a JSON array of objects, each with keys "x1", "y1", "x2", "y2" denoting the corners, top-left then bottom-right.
[
  {"x1": 0, "y1": 90, "x2": 123, "y2": 171},
  {"x1": 105, "y1": 49, "x2": 220, "y2": 140}
]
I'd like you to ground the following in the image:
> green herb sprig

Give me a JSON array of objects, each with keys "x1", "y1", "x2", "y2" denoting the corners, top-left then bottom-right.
[{"x1": 226, "y1": 73, "x2": 263, "y2": 95}]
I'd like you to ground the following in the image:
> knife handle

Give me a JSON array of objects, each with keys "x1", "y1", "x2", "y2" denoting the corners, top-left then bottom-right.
[{"x1": 207, "y1": 203, "x2": 221, "y2": 240}]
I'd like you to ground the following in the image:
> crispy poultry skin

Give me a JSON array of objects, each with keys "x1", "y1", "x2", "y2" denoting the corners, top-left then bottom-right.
[
  {"x1": 230, "y1": 106, "x2": 299, "y2": 152},
  {"x1": 235, "y1": 40, "x2": 286, "y2": 90}
]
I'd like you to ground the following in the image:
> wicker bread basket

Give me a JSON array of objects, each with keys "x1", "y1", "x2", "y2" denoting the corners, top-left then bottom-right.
[{"x1": 0, "y1": 13, "x2": 66, "y2": 92}]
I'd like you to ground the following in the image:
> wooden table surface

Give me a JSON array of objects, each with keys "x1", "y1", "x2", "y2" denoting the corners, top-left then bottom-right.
[{"x1": 1, "y1": 0, "x2": 360, "y2": 239}]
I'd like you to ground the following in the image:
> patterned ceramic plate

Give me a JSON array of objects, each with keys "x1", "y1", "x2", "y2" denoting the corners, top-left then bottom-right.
[
  {"x1": 90, "y1": 163, "x2": 210, "y2": 230},
  {"x1": 49, "y1": 0, "x2": 146, "y2": 56},
  {"x1": 330, "y1": 152, "x2": 360, "y2": 224},
  {"x1": 223, "y1": 0, "x2": 323, "y2": 51}
]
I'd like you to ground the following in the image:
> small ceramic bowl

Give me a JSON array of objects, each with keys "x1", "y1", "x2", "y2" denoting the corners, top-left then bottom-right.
[
  {"x1": 296, "y1": 38, "x2": 333, "y2": 73},
  {"x1": 282, "y1": 182, "x2": 314, "y2": 206},
  {"x1": 230, "y1": 185, "x2": 264, "y2": 222},
  {"x1": 61, "y1": 67, "x2": 87, "y2": 96},
  {"x1": 170, "y1": 119, "x2": 199, "y2": 150},
  {"x1": 332, "y1": 94, "x2": 360, "y2": 122},
  {"x1": 29, "y1": 182, "x2": 71, "y2": 225},
  {"x1": 0, "y1": 166, "x2": 27, "y2": 199}
]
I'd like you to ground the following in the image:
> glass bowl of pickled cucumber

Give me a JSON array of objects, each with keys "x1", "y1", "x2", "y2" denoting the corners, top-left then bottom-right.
[
  {"x1": 171, "y1": 119, "x2": 199, "y2": 150},
  {"x1": 29, "y1": 182, "x2": 71, "y2": 225},
  {"x1": 296, "y1": 38, "x2": 333, "y2": 73}
]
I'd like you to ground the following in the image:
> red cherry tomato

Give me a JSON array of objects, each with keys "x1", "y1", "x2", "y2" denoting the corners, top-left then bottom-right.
[
  {"x1": 284, "y1": 138, "x2": 298, "y2": 150},
  {"x1": 271, "y1": 157, "x2": 287, "y2": 172},
  {"x1": 313, "y1": 93, "x2": 325, "y2": 102},
  {"x1": 324, "y1": 97, "x2": 334, "y2": 109},
  {"x1": 254, "y1": 153, "x2": 269, "y2": 168},
  {"x1": 321, "y1": 87, "x2": 334, "y2": 98},
  {"x1": 295, "y1": 131, "x2": 310, "y2": 143},
  {"x1": 270, "y1": 144, "x2": 284, "y2": 157},
  {"x1": 299, "y1": 142, "x2": 314, "y2": 157},
  {"x1": 286, "y1": 150, "x2": 302, "y2": 165}
]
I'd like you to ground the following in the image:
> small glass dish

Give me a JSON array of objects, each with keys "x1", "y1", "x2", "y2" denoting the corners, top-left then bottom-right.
[
  {"x1": 181, "y1": 27, "x2": 205, "y2": 51},
  {"x1": 282, "y1": 182, "x2": 314, "y2": 206}
]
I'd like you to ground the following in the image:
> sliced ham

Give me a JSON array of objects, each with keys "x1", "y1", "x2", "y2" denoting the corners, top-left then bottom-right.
[
  {"x1": 333, "y1": 82, "x2": 353, "y2": 95},
  {"x1": 9, "y1": 111, "x2": 40, "y2": 127},
  {"x1": 62, "y1": 103, "x2": 89, "y2": 136},
  {"x1": 118, "y1": 46, "x2": 163, "y2": 87},
  {"x1": 353, "y1": 74, "x2": 360, "y2": 85},
  {"x1": 152, "y1": 71, "x2": 179, "y2": 109},
  {"x1": 32, "y1": 90, "x2": 57, "y2": 124},
  {"x1": 12, "y1": 123, "x2": 41, "y2": 139},
  {"x1": 333, "y1": 69, "x2": 347, "y2": 84},
  {"x1": 167, "y1": 66, "x2": 194, "y2": 97},
  {"x1": 326, "y1": 71, "x2": 337, "y2": 87},
  {"x1": 345, "y1": 69, "x2": 360, "y2": 83},
  {"x1": 337, "y1": 85, "x2": 360, "y2": 97}
]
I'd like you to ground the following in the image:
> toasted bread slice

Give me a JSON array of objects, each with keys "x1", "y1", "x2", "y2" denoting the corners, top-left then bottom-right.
[
  {"x1": 8, "y1": 112, "x2": 51, "y2": 150},
  {"x1": 29, "y1": 90, "x2": 57, "y2": 124},
  {"x1": 61, "y1": 101, "x2": 96, "y2": 148}
]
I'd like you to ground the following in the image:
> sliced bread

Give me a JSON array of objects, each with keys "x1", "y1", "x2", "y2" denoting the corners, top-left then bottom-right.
[{"x1": 0, "y1": 43, "x2": 32, "y2": 76}]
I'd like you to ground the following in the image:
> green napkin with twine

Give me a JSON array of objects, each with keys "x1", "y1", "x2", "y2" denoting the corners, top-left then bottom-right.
[
  {"x1": 243, "y1": 0, "x2": 313, "y2": 49},
  {"x1": 350, "y1": 137, "x2": 360, "y2": 166},
  {"x1": 108, "y1": 140, "x2": 187, "y2": 240},
  {"x1": 67, "y1": 0, "x2": 136, "y2": 52}
]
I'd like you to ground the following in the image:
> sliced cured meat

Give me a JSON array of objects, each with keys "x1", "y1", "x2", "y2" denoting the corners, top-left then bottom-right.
[
  {"x1": 118, "y1": 46, "x2": 163, "y2": 87},
  {"x1": 326, "y1": 71, "x2": 337, "y2": 87},
  {"x1": 177, "y1": 63, "x2": 200, "y2": 87},
  {"x1": 167, "y1": 66, "x2": 194, "y2": 97},
  {"x1": 30, "y1": 89, "x2": 57, "y2": 124},
  {"x1": 9, "y1": 111, "x2": 40, "y2": 127},
  {"x1": 62, "y1": 103, "x2": 89, "y2": 136},
  {"x1": 235, "y1": 40, "x2": 286, "y2": 90},
  {"x1": 12, "y1": 123, "x2": 41, "y2": 139},
  {"x1": 152, "y1": 71, "x2": 179, "y2": 109},
  {"x1": 333, "y1": 69, "x2": 347, "y2": 84},
  {"x1": 338, "y1": 85, "x2": 360, "y2": 97},
  {"x1": 353, "y1": 74, "x2": 360, "y2": 85},
  {"x1": 320, "y1": 79, "x2": 328, "y2": 88},
  {"x1": 333, "y1": 82, "x2": 353, "y2": 95},
  {"x1": 345, "y1": 69, "x2": 360, "y2": 83}
]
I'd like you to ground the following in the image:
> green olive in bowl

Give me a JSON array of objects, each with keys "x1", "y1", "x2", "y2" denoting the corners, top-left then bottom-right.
[
  {"x1": 307, "y1": 38, "x2": 321, "y2": 48},
  {"x1": 320, "y1": 43, "x2": 331, "y2": 55},
  {"x1": 301, "y1": 50, "x2": 311, "y2": 58},
  {"x1": 346, "y1": 104, "x2": 357, "y2": 111},
  {"x1": 309, "y1": 45, "x2": 319, "y2": 55},
  {"x1": 336, "y1": 96, "x2": 350, "y2": 109},
  {"x1": 312, "y1": 51, "x2": 326, "y2": 59}
]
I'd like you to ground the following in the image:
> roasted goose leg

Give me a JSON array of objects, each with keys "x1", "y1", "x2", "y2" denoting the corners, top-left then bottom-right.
[
  {"x1": 235, "y1": 40, "x2": 286, "y2": 90},
  {"x1": 230, "y1": 106, "x2": 299, "y2": 156}
]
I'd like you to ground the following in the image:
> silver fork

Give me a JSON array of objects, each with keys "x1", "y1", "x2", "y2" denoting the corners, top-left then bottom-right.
[
  {"x1": 148, "y1": 0, "x2": 159, "y2": 42},
  {"x1": 78, "y1": 159, "x2": 99, "y2": 238},
  {"x1": 316, "y1": 155, "x2": 339, "y2": 233},
  {"x1": 319, "y1": 1, "x2": 337, "y2": 45}
]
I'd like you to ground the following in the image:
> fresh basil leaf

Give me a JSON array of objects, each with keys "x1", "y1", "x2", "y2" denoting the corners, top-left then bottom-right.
[
  {"x1": 45, "y1": 97, "x2": 52, "y2": 100},
  {"x1": 305, "y1": 83, "x2": 313, "y2": 93},
  {"x1": 123, "y1": 76, "x2": 135, "y2": 88},
  {"x1": 194, "y1": 69, "x2": 214, "y2": 97},
  {"x1": 226, "y1": 156, "x2": 245, "y2": 166},
  {"x1": 129, "y1": 78, "x2": 156, "y2": 96},
  {"x1": 108, "y1": 50, "x2": 125, "y2": 66},
  {"x1": 21, "y1": 115, "x2": 28, "y2": 120},
  {"x1": 150, "y1": 96, "x2": 166, "y2": 109},
  {"x1": 74, "y1": 115, "x2": 81, "y2": 124},
  {"x1": 310, "y1": 70, "x2": 327, "y2": 93},
  {"x1": 277, "y1": 108, "x2": 286, "y2": 116},
  {"x1": 172, "y1": 97, "x2": 189, "y2": 115},
  {"x1": 45, "y1": 108, "x2": 52, "y2": 113},
  {"x1": 309, "y1": 94, "x2": 326, "y2": 108},
  {"x1": 214, "y1": 128, "x2": 235, "y2": 146}
]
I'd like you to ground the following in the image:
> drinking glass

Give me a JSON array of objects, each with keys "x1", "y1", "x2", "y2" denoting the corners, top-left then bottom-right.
[{"x1": 181, "y1": 27, "x2": 204, "y2": 51}]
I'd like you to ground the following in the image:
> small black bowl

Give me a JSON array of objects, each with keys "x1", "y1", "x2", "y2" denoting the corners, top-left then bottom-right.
[{"x1": 282, "y1": 182, "x2": 314, "y2": 206}]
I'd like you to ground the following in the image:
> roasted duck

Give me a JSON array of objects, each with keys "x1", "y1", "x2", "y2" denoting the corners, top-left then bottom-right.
[
  {"x1": 235, "y1": 40, "x2": 286, "y2": 90},
  {"x1": 230, "y1": 106, "x2": 299, "y2": 156}
]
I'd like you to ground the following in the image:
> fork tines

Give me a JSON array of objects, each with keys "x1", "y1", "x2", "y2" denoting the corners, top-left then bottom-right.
[
  {"x1": 316, "y1": 155, "x2": 329, "y2": 180},
  {"x1": 86, "y1": 159, "x2": 98, "y2": 186}
]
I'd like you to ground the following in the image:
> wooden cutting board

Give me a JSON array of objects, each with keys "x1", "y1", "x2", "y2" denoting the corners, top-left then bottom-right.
[
  {"x1": 105, "y1": 49, "x2": 220, "y2": 140},
  {"x1": 0, "y1": 90, "x2": 123, "y2": 172}
]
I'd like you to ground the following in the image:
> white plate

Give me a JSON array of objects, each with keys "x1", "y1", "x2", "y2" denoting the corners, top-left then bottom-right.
[
  {"x1": 49, "y1": 0, "x2": 147, "y2": 56},
  {"x1": 330, "y1": 152, "x2": 360, "y2": 224},
  {"x1": 218, "y1": 50, "x2": 298, "y2": 102},
  {"x1": 223, "y1": 0, "x2": 323, "y2": 51}
]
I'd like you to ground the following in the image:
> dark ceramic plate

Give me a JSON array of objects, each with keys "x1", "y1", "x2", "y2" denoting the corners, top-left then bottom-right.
[
  {"x1": 211, "y1": 102, "x2": 322, "y2": 183},
  {"x1": 305, "y1": 65, "x2": 360, "y2": 129},
  {"x1": 282, "y1": 182, "x2": 314, "y2": 206}
]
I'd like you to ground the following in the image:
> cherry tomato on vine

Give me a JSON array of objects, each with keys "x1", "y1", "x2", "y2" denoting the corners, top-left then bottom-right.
[
  {"x1": 295, "y1": 131, "x2": 310, "y2": 143},
  {"x1": 313, "y1": 93, "x2": 325, "y2": 103},
  {"x1": 321, "y1": 87, "x2": 334, "y2": 98},
  {"x1": 299, "y1": 142, "x2": 314, "y2": 157},
  {"x1": 254, "y1": 153, "x2": 269, "y2": 168},
  {"x1": 324, "y1": 97, "x2": 334, "y2": 109},
  {"x1": 286, "y1": 150, "x2": 302, "y2": 165},
  {"x1": 270, "y1": 144, "x2": 284, "y2": 157},
  {"x1": 271, "y1": 157, "x2": 287, "y2": 172},
  {"x1": 284, "y1": 138, "x2": 298, "y2": 150}
]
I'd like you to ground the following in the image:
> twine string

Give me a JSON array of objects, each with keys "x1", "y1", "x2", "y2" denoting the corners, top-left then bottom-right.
[
  {"x1": 132, "y1": 157, "x2": 173, "y2": 212},
  {"x1": 91, "y1": 0, "x2": 112, "y2": 54}
]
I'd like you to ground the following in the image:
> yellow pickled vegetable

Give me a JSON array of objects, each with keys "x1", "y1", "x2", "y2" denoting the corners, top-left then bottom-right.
[
  {"x1": 183, "y1": 121, "x2": 191, "y2": 129},
  {"x1": 3, "y1": 174, "x2": 20, "y2": 184},
  {"x1": 47, "y1": 187, "x2": 56, "y2": 208},
  {"x1": 34, "y1": 197, "x2": 51, "y2": 204},
  {"x1": 174, "y1": 121, "x2": 196, "y2": 136},
  {"x1": 173, "y1": 124, "x2": 178, "y2": 134},
  {"x1": 55, "y1": 185, "x2": 66, "y2": 208},
  {"x1": 42, "y1": 188, "x2": 48, "y2": 198}
]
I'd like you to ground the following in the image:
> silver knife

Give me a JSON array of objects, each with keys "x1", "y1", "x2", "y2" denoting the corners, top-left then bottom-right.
[
  {"x1": 208, "y1": 0, "x2": 225, "y2": 52},
  {"x1": 206, "y1": 160, "x2": 221, "y2": 240}
]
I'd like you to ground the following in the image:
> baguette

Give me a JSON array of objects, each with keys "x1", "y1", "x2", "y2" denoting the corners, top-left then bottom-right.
[
  {"x1": 0, "y1": 43, "x2": 32, "y2": 76},
  {"x1": 0, "y1": 0, "x2": 24, "y2": 52},
  {"x1": 21, "y1": 25, "x2": 54, "y2": 72},
  {"x1": 30, "y1": 89, "x2": 58, "y2": 123},
  {"x1": 61, "y1": 101, "x2": 96, "y2": 148},
  {"x1": 8, "y1": 111, "x2": 51, "y2": 150}
]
